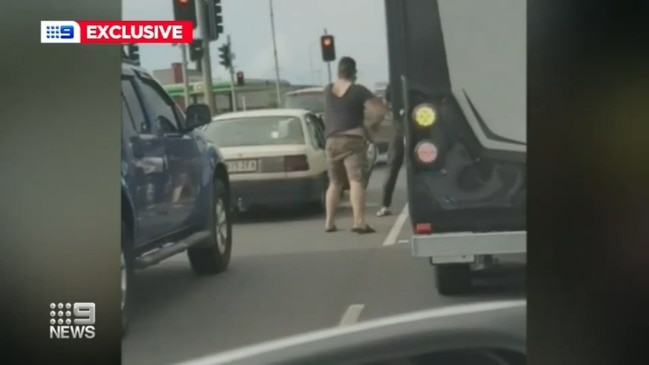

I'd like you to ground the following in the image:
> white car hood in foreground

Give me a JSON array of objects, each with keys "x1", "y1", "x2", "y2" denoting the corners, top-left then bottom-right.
[
  {"x1": 174, "y1": 300, "x2": 526, "y2": 365},
  {"x1": 219, "y1": 145, "x2": 308, "y2": 160}
]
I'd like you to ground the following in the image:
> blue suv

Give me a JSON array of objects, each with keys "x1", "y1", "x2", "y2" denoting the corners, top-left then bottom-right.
[{"x1": 121, "y1": 61, "x2": 232, "y2": 332}]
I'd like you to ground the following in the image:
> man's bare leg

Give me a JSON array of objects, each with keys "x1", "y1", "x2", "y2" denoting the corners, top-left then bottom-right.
[
  {"x1": 325, "y1": 183, "x2": 342, "y2": 230},
  {"x1": 349, "y1": 180, "x2": 367, "y2": 228}
]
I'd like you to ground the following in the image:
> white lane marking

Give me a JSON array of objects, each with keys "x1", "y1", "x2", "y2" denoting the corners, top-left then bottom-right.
[
  {"x1": 338, "y1": 304, "x2": 365, "y2": 327},
  {"x1": 397, "y1": 239, "x2": 409, "y2": 245},
  {"x1": 382, "y1": 203, "x2": 409, "y2": 246}
]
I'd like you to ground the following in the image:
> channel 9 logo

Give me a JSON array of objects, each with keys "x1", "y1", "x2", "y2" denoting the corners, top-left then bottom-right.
[
  {"x1": 41, "y1": 21, "x2": 81, "y2": 43},
  {"x1": 49, "y1": 302, "x2": 96, "y2": 339}
]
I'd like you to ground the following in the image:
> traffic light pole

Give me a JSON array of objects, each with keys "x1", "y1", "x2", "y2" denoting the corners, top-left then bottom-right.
[
  {"x1": 196, "y1": 0, "x2": 217, "y2": 114},
  {"x1": 229, "y1": 67, "x2": 237, "y2": 111},
  {"x1": 227, "y1": 35, "x2": 237, "y2": 112},
  {"x1": 324, "y1": 28, "x2": 333, "y2": 83},
  {"x1": 179, "y1": 43, "x2": 191, "y2": 107},
  {"x1": 269, "y1": 0, "x2": 282, "y2": 107}
]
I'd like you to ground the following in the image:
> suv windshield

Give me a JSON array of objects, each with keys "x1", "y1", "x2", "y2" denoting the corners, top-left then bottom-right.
[{"x1": 283, "y1": 92, "x2": 325, "y2": 113}]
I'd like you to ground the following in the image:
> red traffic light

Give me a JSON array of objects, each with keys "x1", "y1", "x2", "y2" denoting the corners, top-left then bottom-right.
[
  {"x1": 321, "y1": 36, "x2": 333, "y2": 47},
  {"x1": 320, "y1": 35, "x2": 336, "y2": 62},
  {"x1": 173, "y1": 0, "x2": 197, "y2": 28},
  {"x1": 236, "y1": 71, "x2": 244, "y2": 85}
]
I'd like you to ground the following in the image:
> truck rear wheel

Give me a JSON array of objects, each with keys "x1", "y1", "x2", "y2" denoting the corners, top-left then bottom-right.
[{"x1": 435, "y1": 264, "x2": 472, "y2": 295}]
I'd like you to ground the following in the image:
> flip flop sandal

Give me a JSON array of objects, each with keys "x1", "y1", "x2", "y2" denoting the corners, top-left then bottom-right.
[
  {"x1": 325, "y1": 225, "x2": 338, "y2": 233},
  {"x1": 351, "y1": 225, "x2": 376, "y2": 234}
]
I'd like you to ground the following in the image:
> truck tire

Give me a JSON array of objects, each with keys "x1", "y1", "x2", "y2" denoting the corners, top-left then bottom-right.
[
  {"x1": 121, "y1": 221, "x2": 135, "y2": 336},
  {"x1": 188, "y1": 179, "x2": 232, "y2": 275},
  {"x1": 435, "y1": 264, "x2": 472, "y2": 296}
]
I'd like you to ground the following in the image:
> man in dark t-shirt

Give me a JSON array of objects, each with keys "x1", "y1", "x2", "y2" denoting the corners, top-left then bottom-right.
[
  {"x1": 323, "y1": 56, "x2": 388, "y2": 234},
  {"x1": 377, "y1": 83, "x2": 405, "y2": 216}
]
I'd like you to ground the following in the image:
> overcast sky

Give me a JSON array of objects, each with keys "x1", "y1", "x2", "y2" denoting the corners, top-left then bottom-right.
[{"x1": 123, "y1": 0, "x2": 389, "y2": 87}]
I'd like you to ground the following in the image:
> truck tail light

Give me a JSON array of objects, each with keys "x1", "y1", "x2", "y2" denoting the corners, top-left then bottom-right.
[
  {"x1": 414, "y1": 141, "x2": 438, "y2": 164},
  {"x1": 415, "y1": 223, "x2": 433, "y2": 234},
  {"x1": 412, "y1": 103, "x2": 437, "y2": 128},
  {"x1": 284, "y1": 155, "x2": 309, "y2": 172}
]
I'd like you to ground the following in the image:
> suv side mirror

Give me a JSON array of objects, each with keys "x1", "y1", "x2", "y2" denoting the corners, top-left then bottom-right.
[{"x1": 185, "y1": 104, "x2": 211, "y2": 130}]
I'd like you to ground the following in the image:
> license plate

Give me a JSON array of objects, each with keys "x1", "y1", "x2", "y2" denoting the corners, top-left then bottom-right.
[{"x1": 227, "y1": 159, "x2": 258, "y2": 173}]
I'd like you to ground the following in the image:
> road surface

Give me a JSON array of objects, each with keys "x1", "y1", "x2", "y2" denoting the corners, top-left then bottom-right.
[{"x1": 122, "y1": 165, "x2": 525, "y2": 365}]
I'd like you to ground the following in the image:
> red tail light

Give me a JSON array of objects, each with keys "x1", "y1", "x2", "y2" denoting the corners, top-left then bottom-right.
[
  {"x1": 284, "y1": 155, "x2": 309, "y2": 172},
  {"x1": 415, "y1": 141, "x2": 438, "y2": 164},
  {"x1": 415, "y1": 223, "x2": 433, "y2": 234}
]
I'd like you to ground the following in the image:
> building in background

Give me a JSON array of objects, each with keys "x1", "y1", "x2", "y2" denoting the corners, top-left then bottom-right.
[{"x1": 154, "y1": 63, "x2": 313, "y2": 114}]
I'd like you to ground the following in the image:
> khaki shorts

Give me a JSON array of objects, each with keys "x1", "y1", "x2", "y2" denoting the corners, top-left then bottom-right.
[{"x1": 325, "y1": 135, "x2": 368, "y2": 186}]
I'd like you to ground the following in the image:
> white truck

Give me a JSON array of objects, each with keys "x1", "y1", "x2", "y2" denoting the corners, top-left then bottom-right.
[{"x1": 384, "y1": 0, "x2": 526, "y2": 295}]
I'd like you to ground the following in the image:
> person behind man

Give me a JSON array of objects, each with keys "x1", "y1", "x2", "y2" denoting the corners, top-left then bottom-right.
[
  {"x1": 376, "y1": 83, "x2": 405, "y2": 216},
  {"x1": 323, "y1": 56, "x2": 388, "y2": 234}
]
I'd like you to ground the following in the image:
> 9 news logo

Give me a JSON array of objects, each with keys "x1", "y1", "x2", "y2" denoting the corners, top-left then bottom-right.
[
  {"x1": 41, "y1": 21, "x2": 81, "y2": 43},
  {"x1": 49, "y1": 302, "x2": 96, "y2": 339}
]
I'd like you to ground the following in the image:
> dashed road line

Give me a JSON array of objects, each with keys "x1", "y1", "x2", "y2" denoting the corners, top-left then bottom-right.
[
  {"x1": 381, "y1": 203, "x2": 409, "y2": 246},
  {"x1": 338, "y1": 304, "x2": 365, "y2": 326}
]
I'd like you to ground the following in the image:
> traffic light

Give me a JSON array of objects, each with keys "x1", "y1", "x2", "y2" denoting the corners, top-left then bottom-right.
[
  {"x1": 218, "y1": 43, "x2": 231, "y2": 68},
  {"x1": 127, "y1": 44, "x2": 140, "y2": 65},
  {"x1": 236, "y1": 71, "x2": 244, "y2": 86},
  {"x1": 213, "y1": 0, "x2": 224, "y2": 35},
  {"x1": 189, "y1": 39, "x2": 203, "y2": 62},
  {"x1": 320, "y1": 35, "x2": 336, "y2": 62},
  {"x1": 173, "y1": 0, "x2": 197, "y2": 29},
  {"x1": 203, "y1": 0, "x2": 224, "y2": 41}
]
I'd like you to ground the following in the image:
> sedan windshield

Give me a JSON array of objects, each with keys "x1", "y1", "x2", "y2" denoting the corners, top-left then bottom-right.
[
  {"x1": 283, "y1": 92, "x2": 325, "y2": 113},
  {"x1": 203, "y1": 116, "x2": 305, "y2": 147}
]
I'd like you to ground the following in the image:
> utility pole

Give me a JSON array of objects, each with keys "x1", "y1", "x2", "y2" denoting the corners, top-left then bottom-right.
[
  {"x1": 196, "y1": 0, "x2": 216, "y2": 113},
  {"x1": 179, "y1": 43, "x2": 191, "y2": 107},
  {"x1": 324, "y1": 28, "x2": 333, "y2": 83},
  {"x1": 227, "y1": 35, "x2": 237, "y2": 112},
  {"x1": 269, "y1": 0, "x2": 282, "y2": 107}
]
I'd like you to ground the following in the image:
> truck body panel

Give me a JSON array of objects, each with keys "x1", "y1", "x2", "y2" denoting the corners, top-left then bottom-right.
[
  {"x1": 385, "y1": 0, "x2": 526, "y2": 235},
  {"x1": 384, "y1": 0, "x2": 526, "y2": 287}
]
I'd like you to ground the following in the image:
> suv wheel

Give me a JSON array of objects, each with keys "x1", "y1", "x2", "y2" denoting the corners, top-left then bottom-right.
[
  {"x1": 188, "y1": 179, "x2": 232, "y2": 275},
  {"x1": 121, "y1": 222, "x2": 134, "y2": 336}
]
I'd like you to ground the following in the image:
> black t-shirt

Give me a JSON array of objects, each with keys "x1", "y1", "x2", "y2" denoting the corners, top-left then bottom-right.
[{"x1": 323, "y1": 83, "x2": 375, "y2": 138}]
